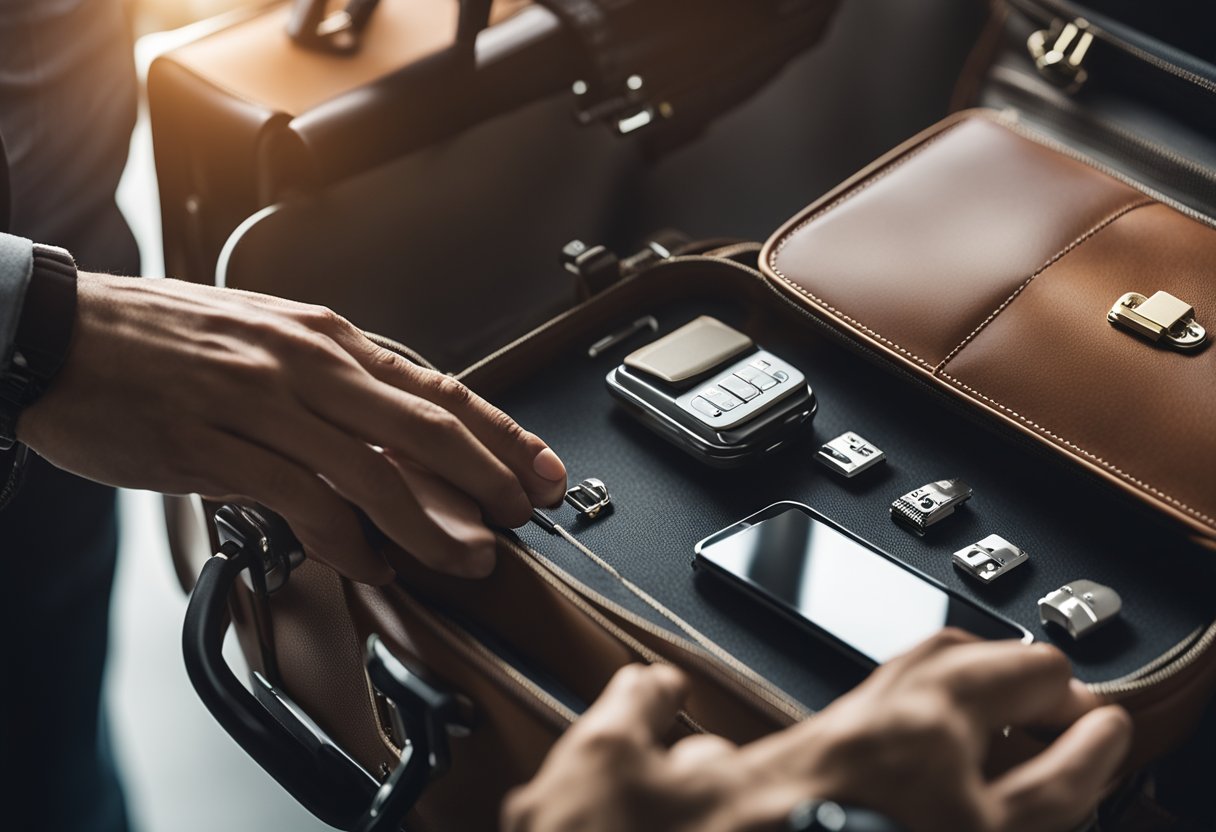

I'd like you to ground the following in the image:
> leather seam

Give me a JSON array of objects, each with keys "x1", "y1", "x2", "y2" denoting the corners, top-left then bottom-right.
[
  {"x1": 765, "y1": 123, "x2": 965, "y2": 371},
  {"x1": 934, "y1": 198, "x2": 1156, "y2": 372},
  {"x1": 938, "y1": 370, "x2": 1215, "y2": 527}
]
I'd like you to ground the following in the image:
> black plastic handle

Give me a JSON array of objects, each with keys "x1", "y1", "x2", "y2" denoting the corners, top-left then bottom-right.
[
  {"x1": 183, "y1": 505, "x2": 463, "y2": 831},
  {"x1": 183, "y1": 542, "x2": 376, "y2": 828}
]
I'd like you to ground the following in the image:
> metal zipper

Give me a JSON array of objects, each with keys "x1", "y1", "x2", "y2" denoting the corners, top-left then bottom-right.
[
  {"x1": 996, "y1": 113, "x2": 1216, "y2": 229},
  {"x1": 988, "y1": 68, "x2": 1216, "y2": 216},
  {"x1": 501, "y1": 535, "x2": 810, "y2": 724},
  {"x1": 1088, "y1": 620, "x2": 1216, "y2": 697},
  {"x1": 1007, "y1": 0, "x2": 1216, "y2": 95}
]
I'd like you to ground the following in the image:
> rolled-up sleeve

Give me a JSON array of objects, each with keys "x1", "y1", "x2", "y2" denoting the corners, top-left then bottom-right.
[{"x1": 0, "y1": 231, "x2": 33, "y2": 375}]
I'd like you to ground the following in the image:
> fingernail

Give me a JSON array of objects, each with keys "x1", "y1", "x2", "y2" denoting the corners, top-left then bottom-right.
[{"x1": 532, "y1": 447, "x2": 567, "y2": 482}]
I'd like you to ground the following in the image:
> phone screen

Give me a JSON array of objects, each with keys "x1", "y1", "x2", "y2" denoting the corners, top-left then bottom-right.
[{"x1": 695, "y1": 504, "x2": 1028, "y2": 664}]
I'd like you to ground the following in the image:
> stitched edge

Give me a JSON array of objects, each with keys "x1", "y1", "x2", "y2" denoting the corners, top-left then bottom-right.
[
  {"x1": 766, "y1": 121, "x2": 967, "y2": 370},
  {"x1": 935, "y1": 198, "x2": 1155, "y2": 371},
  {"x1": 939, "y1": 370, "x2": 1215, "y2": 526},
  {"x1": 764, "y1": 122, "x2": 1213, "y2": 532}
]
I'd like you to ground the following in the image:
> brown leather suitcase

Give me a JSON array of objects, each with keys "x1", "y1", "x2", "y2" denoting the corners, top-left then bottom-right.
[{"x1": 172, "y1": 109, "x2": 1216, "y2": 831}]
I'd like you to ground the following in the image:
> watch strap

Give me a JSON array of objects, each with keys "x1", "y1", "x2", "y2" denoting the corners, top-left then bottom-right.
[
  {"x1": 15, "y1": 243, "x2": 78, "y2": 382},
  {"x1": 0, "y1": 242, "x2": 77, "y2": 449}
]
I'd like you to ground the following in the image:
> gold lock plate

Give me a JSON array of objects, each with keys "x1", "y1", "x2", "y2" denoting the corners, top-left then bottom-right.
[{"x1": 1108, "y1": 290, "x2": 1207, "y2": 351}]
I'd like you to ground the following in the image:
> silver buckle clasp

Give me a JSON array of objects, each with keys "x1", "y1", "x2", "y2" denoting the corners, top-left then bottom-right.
[{"x1": 564, "y1": 478, "x2": 612, "y2": 520}]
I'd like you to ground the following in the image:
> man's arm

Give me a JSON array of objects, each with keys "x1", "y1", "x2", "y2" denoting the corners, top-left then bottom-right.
[
  {"x1": 10, "y1": 269, "x2": 569, "y2": 582},
  {"x1": 505, "y1": 631, "x2": 1132, "y2": 832}
]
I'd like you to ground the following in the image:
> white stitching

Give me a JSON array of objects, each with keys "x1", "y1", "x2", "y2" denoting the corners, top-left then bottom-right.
[
  {"x1": 935, "y1": 199, "x2": 1155, "y2": 371},
  {"x1": 764, "y1": 120, "x2": 1211, "y2": 531},
  {"x1": 939, "y1": 371, "x2": 1214, "y2": 526},
  {"x1": 766, "y1": 122, "x2": 965, "y2": 370}
]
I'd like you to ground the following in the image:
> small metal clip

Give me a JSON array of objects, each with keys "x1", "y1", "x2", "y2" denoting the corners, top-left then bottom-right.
[
  {"x1": 565, "y1": 478, "x2": 612, "y2": 520},
  {"x1": 891, "y1": 479, "x2": 972, "y2": 535},
  {"x1": 1038, "y1": 580, "x2": 1122, "y2": 640},
  {"x1": 953, "y1": 534, "x2": 1029, "y2": 583},
  {"x1": 1108, "y1": 290, "x2": 1206, "y2": 351},
  {"x1": 815, "y1": 432, "x2": 885, "y2": 478},
  {"x1": 1027, "y1": 18, "x2": 1094, "y2": 93}
]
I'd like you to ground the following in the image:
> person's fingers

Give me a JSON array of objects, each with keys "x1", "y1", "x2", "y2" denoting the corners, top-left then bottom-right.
[
  {"x1": 297, "y1": 365, "x2": 535, "y2": 528},
  {"x1": 566, "y1": 664, "x2": 689, "y2": 752},
  {"x1": 203, "y1": 431, "x2": 394, "y2": 584},
  {"x1": 989, "y1": 706, "x2": 1132, "y2": 832},
  {"x1": 668, "y1": 734, "x2": 738, "y2": 771},
  {"x1": 925, "y1": 640, "x2": 1096, "y2": 731},
  {"x1": 326, "y1": 328, "x2": 569, "y2": 508},
  {"x1": 224, "y1": 404, "x2": 498, "y2": 578}
]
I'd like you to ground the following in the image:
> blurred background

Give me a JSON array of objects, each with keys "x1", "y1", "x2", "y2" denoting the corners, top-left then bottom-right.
[{"x1": 106, "y1": 0, "x2": 982, "y2": 828}]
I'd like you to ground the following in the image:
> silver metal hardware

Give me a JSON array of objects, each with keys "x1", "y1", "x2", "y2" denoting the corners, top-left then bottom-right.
[
  {"x1": 952, "y1": 534, "x2": 1029, "y2": 583},
  {"x1": 1038, "y1": 580, "x2": 1122, "y2": 640},
  {"x1": 588, "y1": 316, "x2": 660, "y2": 358},
  {"x1": 1027, "y1": 19, "x2": 1094, "y2": 93},
  {"x1": 815, "y1": 432, "x2": 886, "y2": 478},
  {"x1": 565, "y1": 477, "x2": 612, "y2": 520},
  {"x1": 891, "y1": 479, "x2": 972, "y2": 535},
  {"x1": 1108, "y1": 290, "x2": 1206, "y2": 351}
]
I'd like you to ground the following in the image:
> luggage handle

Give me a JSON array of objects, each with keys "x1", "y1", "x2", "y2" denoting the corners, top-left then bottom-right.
[
  {"x1": 288, "y1": 0, "x2": 493, "y2": 56},
  {"x1": 183, "y1": 504, "x2": 468, "y2": 831}
]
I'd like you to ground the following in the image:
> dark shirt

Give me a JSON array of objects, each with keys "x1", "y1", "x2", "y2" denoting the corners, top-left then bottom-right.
[{"x1": 0, "y1": 0, "x2": 138, "y2": 273}]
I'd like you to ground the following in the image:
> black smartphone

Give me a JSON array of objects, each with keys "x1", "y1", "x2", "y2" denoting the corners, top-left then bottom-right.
[{"x1": 693, "y1": 502, "x2": 1031, "y2": 665}]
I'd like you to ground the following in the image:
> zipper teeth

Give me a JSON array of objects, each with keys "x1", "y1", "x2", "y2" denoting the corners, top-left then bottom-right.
[
  {"x1": 989, "y1": 65, "x2": 1216, "y2": 192},
  {"x1": 1010, "y1": 0, "x2": 1216, "y2": 94},
  {"x1": 1090, "y1": 620, "x2": 1216, "y2": 696},
  {"x1": 548, "y1": 525, "x2": 810, "y2": 720},
  {"x1": 504, "y1": 535, "x2": 809, "y2": 723},
  {"x1": 997, "y1": 113, "x2": 1216, "y2": 228}
]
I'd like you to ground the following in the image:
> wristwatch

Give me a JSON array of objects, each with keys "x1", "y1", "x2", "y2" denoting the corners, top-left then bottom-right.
[
  {"x1": 788, "y1": 799, "x2": 905, "y2": 832},
  {"x1": 0, "y1": 243, "x2": 78, "y2": 450}
]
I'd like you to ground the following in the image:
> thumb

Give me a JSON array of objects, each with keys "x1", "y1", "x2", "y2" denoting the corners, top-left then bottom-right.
[{"x1": 569, "y1": 664, "x2": 689, "y2": 749}]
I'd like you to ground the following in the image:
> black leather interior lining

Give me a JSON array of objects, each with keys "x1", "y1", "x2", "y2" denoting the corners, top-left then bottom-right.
[{"x1": 498, "y1": 279, "x2": 1216, "y2": 711}]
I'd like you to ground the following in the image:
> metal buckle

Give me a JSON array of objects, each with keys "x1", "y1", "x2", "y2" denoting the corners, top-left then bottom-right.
[
  {"x1": 1027, "y1": 18, "x2": 1094, "y2": 93},
  {"x1": 952, "y1": 534, "x2": 1029, "y2": 583},
  {"x1": 287, "y1": 0, "x2": 380, "y2": 55},
  {"x1": 1038, "y1": 580, "x2": 1122, "y2": 640},
  {"x1": 890, "y1": 479, "x2": 972, "y2": 535},
  {"x1": 564, "y1": 477, "x2": 612, "y2": 520},
  {"x1": 1108, "y1": 290, "x2": 1207, "y2": 351}
]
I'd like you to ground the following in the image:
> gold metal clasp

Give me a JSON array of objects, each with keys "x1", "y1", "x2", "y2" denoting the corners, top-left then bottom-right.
[
  {"x1": 1027, "y1": 19, "x2": 1095, "y2": 93},
  {"x1": 1108, "y1": 290, "x2": 1207, "y2": 351}
]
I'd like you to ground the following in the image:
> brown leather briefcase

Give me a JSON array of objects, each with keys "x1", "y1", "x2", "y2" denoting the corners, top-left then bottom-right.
[{"x1": 171, "y1": 108, "x2": 1216, "y2": 831}]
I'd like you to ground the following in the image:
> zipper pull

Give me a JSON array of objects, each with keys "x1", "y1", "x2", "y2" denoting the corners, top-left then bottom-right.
[{"x1": 1027, "y1": 18, "x2": 1095, "y2": 93}]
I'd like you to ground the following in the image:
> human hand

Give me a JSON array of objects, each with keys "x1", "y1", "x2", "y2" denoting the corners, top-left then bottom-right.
[
  {"x1": 503, "y1": 631, "x2": 1132, "y2": 832},
  {"x1": 17, "y1": 274, "x2": 568, "y2": 583}
]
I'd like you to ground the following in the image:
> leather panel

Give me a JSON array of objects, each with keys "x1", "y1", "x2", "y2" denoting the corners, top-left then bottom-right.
[
  {"x1": 168, "y1": 0, "x2": 531, "y2": 116},
  {"x1": 760, "y1": 111, "x2": 1216, "y2": 542},
  {"x1": 764, "y1": 114, "x2": 1141, "y2": 368},
  {"x1": 942, "y1": 204, "x2": 1216, "y2": 537}
]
